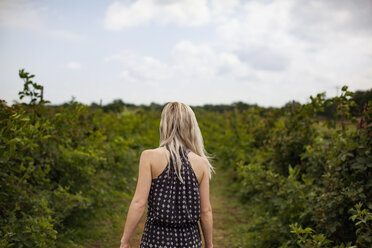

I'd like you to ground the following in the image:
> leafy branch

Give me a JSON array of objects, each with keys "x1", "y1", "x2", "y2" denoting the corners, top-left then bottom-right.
[{"x1": 18, "y1": 69, "x2": 50, "y2": 105}]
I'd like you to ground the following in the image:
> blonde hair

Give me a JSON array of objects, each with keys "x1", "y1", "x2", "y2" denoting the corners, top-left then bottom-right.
[{"x1": 159, "y1": 102, "x2": 215, "y2": 183}]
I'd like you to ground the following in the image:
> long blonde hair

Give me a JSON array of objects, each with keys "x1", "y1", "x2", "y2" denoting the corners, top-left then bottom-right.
[{"x1": 159, "y1": 102, "x2": 215, "y2": 184}]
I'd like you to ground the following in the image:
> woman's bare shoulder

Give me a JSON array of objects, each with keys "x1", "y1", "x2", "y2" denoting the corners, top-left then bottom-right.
[
  {"x1": 147, "y1": 147, "x2": 168, "y2": 156},
  {"x1": 141, "y1": 147, "x2": 169, "y2": 163},
  {"x1": 188, "y1": 152, "x2": 208, "y2": 164},
  {"x1": 188, "y1": 152, "x2": 209, "y2": 173}
]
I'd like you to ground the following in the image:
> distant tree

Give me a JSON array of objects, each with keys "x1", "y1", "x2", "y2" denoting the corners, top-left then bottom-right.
[
  {"x1": 283, "y1": 100, "x2": 302, "y2": 114},
  {"x1": 102, "y1": 99, "x2": 125, "y2": 112},
  {"x1": 90, "y1": 102, "x2": 101, "y2": 110},
  {"x1": 352, "y1": 88, "x2": 372, "y2": 115},
  {"x1": 149, "y1": 102, "x2": 164, "y2": 111},
  {"x1": 232, "y1": 101, "x2": 258, "y2": 111}
]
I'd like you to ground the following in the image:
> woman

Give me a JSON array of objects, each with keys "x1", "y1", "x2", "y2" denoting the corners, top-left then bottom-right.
[{"x1": 119, "y1": 102, "x2": 215, "y2": 248}]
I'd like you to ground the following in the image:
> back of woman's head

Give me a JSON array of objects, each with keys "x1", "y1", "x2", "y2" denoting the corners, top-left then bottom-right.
[{"x1": 159, "y1": 102, "x2": 215, "y2": 183}]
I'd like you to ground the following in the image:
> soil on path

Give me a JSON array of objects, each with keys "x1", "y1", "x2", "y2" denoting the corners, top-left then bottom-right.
[
  {"x1": 85, "y1": 166, "x2": 249, "y2": 248},
  {"x1": 129, "y1": 167, "x2": 248, "y2": 247},
  {"x1": 208, "y1": 168, "x2": 248, "y2": 247}
]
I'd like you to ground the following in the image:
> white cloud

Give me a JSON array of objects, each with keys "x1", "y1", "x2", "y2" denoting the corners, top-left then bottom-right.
[
  {"x1": 104, "y1": 0, "x2": 210, "y2": 30},
  {"x1": 210, "y1": 0, "x2": 240, "y2": 22},
  {"x1": 0, "y1": 0, "x2": 43, "y2": 29},
  {"x1": 214, "y1": 0, "x2": 372, "y2": 97},
  {"x1": 2, "y1": 0, "x2": 371, "y2": 107},
  {"x1": 217, "y1": 1, "x2": 293, "y2": 53},
  {"x1": 67, "y1": 61, "x2": 82, "y2": 70},
  {"x1": 289, "y1": 0, "x2": 372, "y2": 43},
  {"x1": 104, "y1": 41, "x2": 263, "y2": 105},
  {"x1": 105, "y1": 0, "x2": 372, "y2": 106},
  {"x1": 105, "y1": 50, "x2": 171, "y2": 86},
  {"x1": 0, "y1": 0, "x2": 85, "y2": 41},
  {"x1": 104, "y1": 0, "x2": 244, "y2": 30}
]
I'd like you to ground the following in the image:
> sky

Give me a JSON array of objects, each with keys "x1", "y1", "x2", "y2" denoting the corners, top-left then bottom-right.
[{"x1": 1, "y1": 0, "x2": 371, "y2": 107}]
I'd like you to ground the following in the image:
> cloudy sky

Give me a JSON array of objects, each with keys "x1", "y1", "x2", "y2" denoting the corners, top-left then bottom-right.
[{"x1": 1, "y1": 0, "x2": 371, "y2": 107}]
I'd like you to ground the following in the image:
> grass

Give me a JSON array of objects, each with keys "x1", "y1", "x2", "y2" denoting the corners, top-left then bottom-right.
[
  {"x1": 208, "y1": 165, "x2": 250, "y2": 247},
  {"x1": 72, "y1": 194, "x2": 132, "y2": 248},
  {"x1": 78, "y1": 162, "x2": 251, "y2": 248}
]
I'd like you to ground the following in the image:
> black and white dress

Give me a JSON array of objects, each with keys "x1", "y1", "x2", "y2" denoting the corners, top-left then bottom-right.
[{"x1": 139, "y1": 145, "x2": 202, "y2": 248}]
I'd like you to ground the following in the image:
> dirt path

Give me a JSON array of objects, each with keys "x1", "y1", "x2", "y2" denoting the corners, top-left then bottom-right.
[
  {"x1": 130, "y1": 208, "x2": 147, "y2": 247},
  {"x1": 129, "y1": 167, "x2": 248, "y2": 247},
  {"x1": 208, "y1": 168, "x2": 249, "y2": 248},
  {"x1": 84, "y1": 166, "x2": 249, "y2": 248}
]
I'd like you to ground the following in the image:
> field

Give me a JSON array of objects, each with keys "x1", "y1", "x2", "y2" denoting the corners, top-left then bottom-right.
[{"x1": 1, "y1": 72, "x2": 371, "y2": 248}]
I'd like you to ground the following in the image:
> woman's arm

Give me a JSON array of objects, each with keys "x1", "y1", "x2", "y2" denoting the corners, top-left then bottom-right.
[
  {"x1": 120, "y1": 150, "x2": 152, "y2": 247},
  {"x1": 199, "y1": 158, "x2": 213, "y2": 248}
]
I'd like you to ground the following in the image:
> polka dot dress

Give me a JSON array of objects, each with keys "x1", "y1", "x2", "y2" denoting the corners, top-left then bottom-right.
[{"x1": 140, "y1": 145, "x2": 202, "y2": 248}]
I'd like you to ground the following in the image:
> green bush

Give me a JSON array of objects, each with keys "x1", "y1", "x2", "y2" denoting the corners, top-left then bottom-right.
[
  {"x1": 1, "y1": 69, "x2": 371, "y2": 247},
  {"x1": 0, "y1": 70, "x2": 159, "y2": 247},
  {"x1": 205, "y1": 86, "x2": 372, "y2": 247}
]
